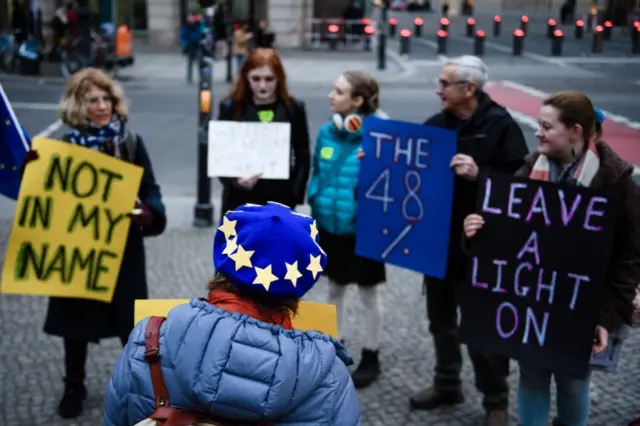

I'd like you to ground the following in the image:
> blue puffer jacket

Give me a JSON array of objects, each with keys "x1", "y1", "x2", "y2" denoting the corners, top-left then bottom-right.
[
  {"x1": 307, "y1": 111, "x2": 388, "y2": 236},
  {"x1": 103, "y1": 299, "x2": 362, "y2": 426}
]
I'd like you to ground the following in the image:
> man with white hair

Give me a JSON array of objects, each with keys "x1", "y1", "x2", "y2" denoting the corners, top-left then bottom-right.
[{"x1": 409, "y1": 55, "x2": 529, "y2": 426}]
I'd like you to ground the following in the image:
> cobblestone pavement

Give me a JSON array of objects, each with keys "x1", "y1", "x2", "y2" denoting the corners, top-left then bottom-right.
[{"x1": 1, "y1": 217, "x2": 640, "y2": 426}]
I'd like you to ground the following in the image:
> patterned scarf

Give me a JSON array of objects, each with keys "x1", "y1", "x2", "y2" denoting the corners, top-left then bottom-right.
[
  {"x1": 67, "y1": 115, "x2": 124, "y2": 157},
  {"x1": 529, "y1": 140, "x2": 600, "y2": 187}
]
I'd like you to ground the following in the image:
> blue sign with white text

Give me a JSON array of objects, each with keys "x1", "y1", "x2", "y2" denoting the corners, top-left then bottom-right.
[{"x1": 355, "y1": 116, "x2": 457, "y2": 279}]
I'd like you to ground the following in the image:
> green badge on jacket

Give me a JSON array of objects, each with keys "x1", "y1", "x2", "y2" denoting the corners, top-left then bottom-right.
[{"x1": 320, "y1": 146, "x2": 334, "y2": 160}]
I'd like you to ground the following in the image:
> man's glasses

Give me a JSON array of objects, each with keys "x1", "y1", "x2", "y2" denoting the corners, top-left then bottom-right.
[{"x1": 437, "y1": 79, "x2": 468, "y2": 89}]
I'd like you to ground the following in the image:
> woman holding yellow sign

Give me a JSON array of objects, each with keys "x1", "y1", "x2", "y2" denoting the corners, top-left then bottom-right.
[{"x1": 21, "y1": 68, "x2": 167, "y2": 420}]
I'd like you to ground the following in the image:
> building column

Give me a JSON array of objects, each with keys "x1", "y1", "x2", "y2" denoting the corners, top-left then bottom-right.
[
  {"x1": 147, "y1": 0, "x2": 180, "y2": 46},
  {"x1": 268, "y1": 0, "x2": 312, "y2": 47}
]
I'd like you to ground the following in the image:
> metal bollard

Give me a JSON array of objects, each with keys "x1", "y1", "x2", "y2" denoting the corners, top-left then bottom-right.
[
  {"x1": 551, "y1": 29, "x2": 564, "y2": 56},
  {"x1": 547, "y1": 18, "x2": 557, "y2": 38},
  {"x1": 575, "y1": 19, "x2": 584, "y2": 39},
  {"x1": 474, "y1": 30, "x2": 485, "y2": 56},
  {"x1": 364, "y1": 25, "x2": 374, "y2": 51},
  {"x1": 414, "y1": 17, "x2": 424, "y2": 37},
  {"x1": 513, "y1": 29, "x2": 525, "y2": 55},
  {"x1": 440, "y1": 17, "x2": 450, "y2": 31},
  {"x1": 520, "y1": 15, "x2": 529, "y2": 35},
  {"x1": 466, "y1": 17, "x2": 476, "y2": 37},
  {"x1": 632, "y1": 24, "x2": 640, "y2": 54},
  {"x1": 592, "y1": 25, "x2": 604, "y2": 53},
  {"x1": 437, "y1": 30, "x2": 448, "y2": 54},
  {"x1": 389, "y1": 18, "x2": 397, "y2": 37},
  {"x1": 493, "y1": 15, "x2": 501, "y2": 37},
  {"x1": 603, "y1": 20, "x2": 612, "y2": 40},
  {"x1": 400, "y1": 29, "x2": 411, "y2": 55}
]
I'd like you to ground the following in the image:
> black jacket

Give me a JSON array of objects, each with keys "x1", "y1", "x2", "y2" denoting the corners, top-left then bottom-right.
[
  {"x1": 425, "y1": 91, "x2": 529, "y2": 281},
  {"x1": 217, "y1": 97, "x2": 311, "y2": 213}
]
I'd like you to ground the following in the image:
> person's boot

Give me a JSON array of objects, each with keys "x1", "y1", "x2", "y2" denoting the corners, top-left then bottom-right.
[
  {"x1": 484, "y1": 408, "x2": 509, "y2": 426},
  {"x1": 351, "y1": 348, "x2": 380, "y2": 388},
  {"x1": 57, "y1": 381, "x2": 87, "y2": 419},
  {"x1": 409, "y1": 385, "x2": 464, "y2": 410}
]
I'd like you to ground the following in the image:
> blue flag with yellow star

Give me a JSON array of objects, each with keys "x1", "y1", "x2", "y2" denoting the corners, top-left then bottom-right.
[{"x1": 0, "y1": 82, "x2": 31, "y2": 200}]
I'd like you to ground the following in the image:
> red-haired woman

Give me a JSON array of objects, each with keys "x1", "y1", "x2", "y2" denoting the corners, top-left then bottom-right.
[{"x1": 217, "y1": 48, "x2": 311, "y2": 213}]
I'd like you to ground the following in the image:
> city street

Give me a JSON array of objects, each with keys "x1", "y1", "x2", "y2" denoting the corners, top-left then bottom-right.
[{"x1": 1, "y1": 43, "x2": 640, "y2": 425}]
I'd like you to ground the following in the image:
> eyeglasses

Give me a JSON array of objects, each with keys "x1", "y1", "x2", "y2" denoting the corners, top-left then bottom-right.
[
  {"x1": 87, "y1": 96, "x2": 113, "y2": 106},
  {"x1": 437, "y1": 79, "x2": 468, "y2": 89},
  {"x1": 249, "y1": 76, "x2": 276, "y2": 83}
]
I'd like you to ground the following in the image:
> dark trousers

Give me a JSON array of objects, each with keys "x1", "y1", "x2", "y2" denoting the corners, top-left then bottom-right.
[
  {"x1": 63, "y1": 335, "x2": 128, "y2": 385},
  {"x1": 425, "y1": 276, "x2": 510, "y2": 410}
]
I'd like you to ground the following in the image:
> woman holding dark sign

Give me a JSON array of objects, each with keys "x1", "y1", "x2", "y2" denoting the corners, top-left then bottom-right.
[
  {"x1": 307, "y1": 71, "x2": 388, "y2": 389},
  {"x1": 216, "y1": 48, "x2": 310, "y2": 215},
  {"x1": 22, "y1": 67, "x2": 167, "y2": 420},
  {"x1": 463, "y1": 91, "x2": 640, "y2": 426}
]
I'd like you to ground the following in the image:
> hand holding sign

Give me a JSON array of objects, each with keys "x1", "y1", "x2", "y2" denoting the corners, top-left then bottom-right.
[
  {"x1": 450, "y1": 153, "x2": 479, "y2": 181},
  {"x1": 236, "y1": 173, "x2": 262, "y2": 190},
  {"x1": 463, "y1": 213, "x2": 485, "y2": 238}
]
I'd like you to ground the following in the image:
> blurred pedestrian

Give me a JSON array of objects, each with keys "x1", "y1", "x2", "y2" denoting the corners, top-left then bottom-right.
[
  {"x1": 308, "y1": 70, "x2": 388, "y2": 389},
  {"x1": 217, "y1": 48, "x2": 310, "y2": 214},
  {"x1": 254, "y1": 19, "x2": 275, "y2": 48},
  {"x1": 180, "y1": 10, "x2": 206, "y2": 84},
  {"x1": 232, "y1": 23, "x2": 252, "y2": 72},
  {"x1": 103, "y1": 202, "x2": 362, "y2": 426},
  {"x1": 463, "y1": 91, "x2": 640, "y2": 426},
  {"x1": 21, "y1": 68, "x2": 166, "y2": 419}
]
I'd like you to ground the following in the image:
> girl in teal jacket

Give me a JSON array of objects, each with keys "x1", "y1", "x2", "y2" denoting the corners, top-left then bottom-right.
[{"x1": 307, "y1": 70, "x2": 387, "y2": 390}]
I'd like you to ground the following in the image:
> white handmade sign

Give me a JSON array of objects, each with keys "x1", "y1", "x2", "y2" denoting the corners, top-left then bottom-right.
[{"x1": 207, "y1": 121, "x2": 291, "y2": 180}]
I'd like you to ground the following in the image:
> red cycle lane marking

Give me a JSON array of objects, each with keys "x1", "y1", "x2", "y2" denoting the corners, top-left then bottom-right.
[{"x1": 484, "y1": 82, "x2": 640, "y2": 166}]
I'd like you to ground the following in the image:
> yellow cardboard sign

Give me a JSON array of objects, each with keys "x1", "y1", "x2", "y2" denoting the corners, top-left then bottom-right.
[
  {"x1": 1, "y1": 137, "x2": 143, "y2": 302},
  {"x1": 135, "y1": 299, "x2": 338, "y2": 338}
]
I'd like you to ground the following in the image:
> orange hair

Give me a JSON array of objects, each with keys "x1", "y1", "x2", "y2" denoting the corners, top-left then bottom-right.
[{"x1": 228, "y1": 48, "x2": 292, "y2": 120}]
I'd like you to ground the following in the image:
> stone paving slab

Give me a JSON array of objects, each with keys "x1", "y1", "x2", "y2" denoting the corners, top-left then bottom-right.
[{"x1": 1, "y1": 214, "x2": 640, "y2": 426}]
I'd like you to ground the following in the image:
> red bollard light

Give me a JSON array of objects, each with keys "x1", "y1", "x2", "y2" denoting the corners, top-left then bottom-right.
[
  {"x1": 592, "y1": 25, "x2": 604, "y2": 53},
  {"x1": 520, "y1": 15, "x2": 529, "y2": 34},
  {"x1": 466, "y1": 17, "x2": 476, "y2": 37},
  {"x1": 513, "y1": 28, "x2": 525, "y2": 55},
  {"x1": 400, "y1": 29, "x2": 412, "y2": 55},
  {"x1": 388, "y1": 18, "x2": 398, "y2": 37},
  {"x1": 363, "y1": 25, "x2": 374, "y2": 51},
  {"x1": 474, "y1": 29, "x2": 486, "y2": 55},
  {"x1": 493, "y1": 15, "x2": 502, "y2": 36},
  {"x1": 603, "y1": 20, "x2": 613, "y2": 40},
  {"x1": 414, "y1": 17, "x2": 424, "y2": 37},
  {"x1": 437, "y1": 29, "x2": 448, "y2": 54},
  {"x1": 547, "y1": 18, "x2": 557, "y2": 38},
  {"x1": 551, "y1": 29, "x2": 564, "y2": 56},
  {"x1": 575, "y1": 19, "x2": 584, "y2": 39},
  {"x1": 632, "y1": 24, "x2": 640, "y2": 54},
  {"x1": 440, "y1": 17, "x2": 450, "y2": 31},
  {"x1": 327, "y1": 24, "x2": 340, "y2": 50}
]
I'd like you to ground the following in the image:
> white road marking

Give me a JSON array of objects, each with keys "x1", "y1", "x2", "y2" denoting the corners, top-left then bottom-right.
[{"x1": 36, "y1": 120, "x2": 63, "y2": 137}]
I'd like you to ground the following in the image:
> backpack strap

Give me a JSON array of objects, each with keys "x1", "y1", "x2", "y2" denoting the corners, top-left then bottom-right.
[
  {"x1": 144, "y1": 316, "x2": 172, "y2": 419},
  {"x1": 121, "y1": 130, "x2": 138, "y2": 164}
]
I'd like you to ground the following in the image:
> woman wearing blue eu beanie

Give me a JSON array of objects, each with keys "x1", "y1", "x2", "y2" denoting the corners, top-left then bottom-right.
[{"x1": 103, "y1": 202, "x2": 362, "y2": 426}]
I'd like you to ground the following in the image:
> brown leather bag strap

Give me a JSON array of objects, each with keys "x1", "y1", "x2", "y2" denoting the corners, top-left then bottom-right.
[{"x1": 144, "y1": 316, "x2": 171, "y2": 412}]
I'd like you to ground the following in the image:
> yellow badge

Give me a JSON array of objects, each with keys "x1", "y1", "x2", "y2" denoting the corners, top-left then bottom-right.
[{"x1": 320, "y1": 146, "x2": 334, "y2": 160}]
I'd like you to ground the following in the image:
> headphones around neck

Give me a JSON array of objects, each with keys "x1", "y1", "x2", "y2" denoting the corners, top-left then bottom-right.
[{"x1": 332, "y1": 113, "x2": 363, "y2": 133}]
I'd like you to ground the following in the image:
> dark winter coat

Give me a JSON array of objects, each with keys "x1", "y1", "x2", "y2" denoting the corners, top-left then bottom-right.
[
  {"x1": 514, "y1": 141, "x2": 640, "y2": 332},
  {"x1": 424, "y1": 91, "x2": 530, "y2": 282},
  {"x1": 43, "y1": 133, "x2": 166, "y2": 342},
  {"x1": 216, "y1": 97, "x2": 311, "y2": 214}
]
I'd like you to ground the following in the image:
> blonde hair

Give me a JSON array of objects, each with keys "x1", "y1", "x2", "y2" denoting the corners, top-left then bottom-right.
[
  {"x1": 59, "y1": 68, "x2": 128, "y2": 129},
  {"x1": 342, "y1": 70, "x2": 380, "y2": 115}
]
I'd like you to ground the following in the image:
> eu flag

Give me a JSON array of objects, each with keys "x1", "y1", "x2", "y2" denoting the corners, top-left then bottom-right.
[{"x1": 0, "y1": 82, "x2": 31, "y2": 200}]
